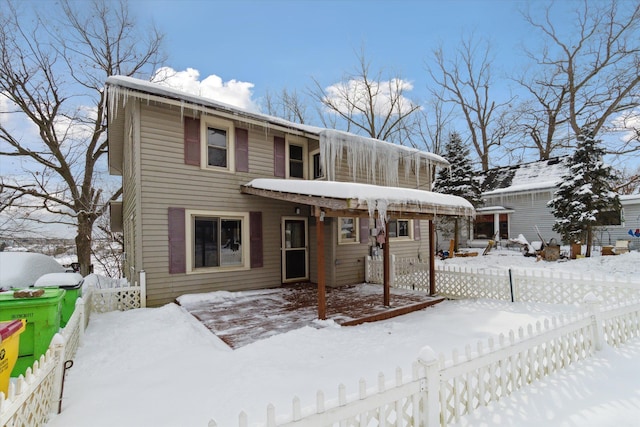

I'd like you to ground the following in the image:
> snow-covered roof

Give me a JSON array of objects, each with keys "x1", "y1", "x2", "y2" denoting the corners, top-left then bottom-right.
[
  {"x1": 105, "y1": 76, "x2": 448, "y2": 173},
  {"x1": 476, "y1": 206, "x2": 515, "y2": 214},
  {"x1": 242, "y1": 178, "x2": 475, "y2": 219},
  {"x1": 620, "y1": 194, "x2": 640, "y2": 205},
  {"x1": 480, "y1": 157, "x2": 570, "y2": 196}
]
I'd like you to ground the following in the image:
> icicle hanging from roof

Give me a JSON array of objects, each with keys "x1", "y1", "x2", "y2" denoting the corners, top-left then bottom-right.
[{"x1": 319, "y1": 129, "x2": 447, "y2": 188}]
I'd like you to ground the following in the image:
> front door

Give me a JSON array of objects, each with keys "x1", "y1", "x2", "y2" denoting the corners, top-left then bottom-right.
[{"x1": 281, "y1": 217, "x2": 308, "y2": 283}]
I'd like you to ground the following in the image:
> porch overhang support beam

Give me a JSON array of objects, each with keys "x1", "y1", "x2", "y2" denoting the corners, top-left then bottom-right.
[
  {"x1": 315, "y1": 206, "x2": 327, "y2": 320},
  {"x1": 429, "y1": 220, "x2": 436, "y2": 296},
  {"x1": 383, "y1": 220, "x2": 390, "y2": 307}
]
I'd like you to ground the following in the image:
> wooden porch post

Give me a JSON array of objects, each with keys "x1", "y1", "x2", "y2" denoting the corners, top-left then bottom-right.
[
  {"x1": 383, "y1": 219, "x2": 390, "y2": 306},
  {"x1": 429, "y1": 220, "x2": 436, "y2": 296},
  {"x1": 316, "y1": 209, "x2": 326, "y2": 320}
]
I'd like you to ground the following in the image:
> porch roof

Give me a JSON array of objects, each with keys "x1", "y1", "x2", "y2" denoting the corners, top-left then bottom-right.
[{"x1": 241, "y1": 178, "x2": 475, "y2": 219}]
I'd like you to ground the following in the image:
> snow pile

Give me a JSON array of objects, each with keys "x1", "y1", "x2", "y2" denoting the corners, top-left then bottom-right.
[
  {"x1": 0, "y1": 252, "x2": 66, "y2": 289},
  {"x1": 43, "y1": 251, "x2": 639, "y2": 427},
  {"x1": 440, "y1": 247, "x2": 640, "y2": 280}
]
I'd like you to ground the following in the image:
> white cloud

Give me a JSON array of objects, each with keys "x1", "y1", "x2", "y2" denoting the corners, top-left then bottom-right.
[
  {"x1": 152, "y1": 67, "x2": 259, "y2": 112},
  {"x1": 323, "y1": 78, "x2": 417, "y2": 116}
]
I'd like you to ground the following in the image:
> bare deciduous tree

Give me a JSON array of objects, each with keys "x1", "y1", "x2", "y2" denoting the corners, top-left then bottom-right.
[
  {"x1": 263, "y1": 88, "x2": 310, "y2": 124},
  {"x1": 511, "y1": 66, "x2": 571, "y2": 160},
  {"x1": 428, "y1": 36, "x2": 515, "y2": 171},
  {"x1": 521, "y1": 0, "x2": 640, "y2": 154},
  {"x1": 309, "y1": 49, "x2": 421, "y2": 145},
  {"x1": 0, "y1": 0, "x2": 164, "y2": 275}
]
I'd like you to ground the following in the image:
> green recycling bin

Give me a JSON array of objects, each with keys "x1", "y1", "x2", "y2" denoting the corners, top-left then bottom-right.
[
  {"x1": 0, "y1": 288, "x2": 65, "y2": 377},
  {"x1": 34, "y1": 272, "x2": 83, "y2": 328}
]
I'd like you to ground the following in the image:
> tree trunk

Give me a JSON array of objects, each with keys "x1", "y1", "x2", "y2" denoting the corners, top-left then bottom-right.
[
  {"x1": 585, "y1": 226, "x2": 592, "y2": 257},
  {"x1": 75, "y1": 216, "x2": 94, "y2": 276}
]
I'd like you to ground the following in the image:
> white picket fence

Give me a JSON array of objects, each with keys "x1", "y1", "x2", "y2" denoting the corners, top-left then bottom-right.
[
  {"x1": 0, "y1": 279, "x2": 141, "y2": 427},
  {"x1": 213, "y1": 300, "x2": 640, "y2": 427},
  {"x1": 213, "y1": 257, "x2": 640, "y2": 426},
  {"x1": 365, "y1": 255, "x2": 640, "y2": 305}
]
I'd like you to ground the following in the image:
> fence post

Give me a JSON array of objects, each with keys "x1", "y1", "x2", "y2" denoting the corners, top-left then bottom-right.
[
  {"x1": 140, "y1": 269, "x2": 147, "y2": 308},
  {"x1": 76, "y1": 297, "x2": 86, "y2": 338},
  {"x1": 365, "y1": 256, "x2": 371, "y2": 283},
  {"x1": 583, "y1": 293, "x2": 603, "y2": 351},
  {"x1": 390, "y1": 254, "x2": 396, "y2": 286},
  {"x1": 50, "y1": 333, "x2": 67, "y2": 414},
  {"x1": 419, "y1": 346, "x2": 440, "y2": 427}
]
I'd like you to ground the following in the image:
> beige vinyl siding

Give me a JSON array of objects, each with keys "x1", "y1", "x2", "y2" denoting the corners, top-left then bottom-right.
[
  {"x1": 135, "y1": 103, "x2": 295, "y2": 305},
  {"x1": 130, "y1": 101, "x2": 438, "y2": 305}
]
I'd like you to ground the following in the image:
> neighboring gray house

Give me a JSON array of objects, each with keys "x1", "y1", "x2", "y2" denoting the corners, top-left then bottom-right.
[
  {"x1": 105, "y1": 76, "x2": 474, "y2": 307},
  {"x1": 437, "y1": 156, "x2": 639, "y2": 251}
]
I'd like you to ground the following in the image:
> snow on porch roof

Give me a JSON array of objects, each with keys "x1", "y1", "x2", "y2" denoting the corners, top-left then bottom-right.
[{"x1": 242, "y1": 178, "x2": 475, "y2": 219}]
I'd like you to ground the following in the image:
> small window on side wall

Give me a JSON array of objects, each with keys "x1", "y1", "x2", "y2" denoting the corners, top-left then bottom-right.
[
  {"x1": 310, "y1": 149, "x2": 324, "y2": 180},
  {"x1": 285, "y1": 135, "x2": 307, "y2": 179},
  {"x1": 338, "y1": 217, "x2": 359, "y2": 244},
  {"x1": 388, "y1": 219, "x2": 412, "y2": 239}
]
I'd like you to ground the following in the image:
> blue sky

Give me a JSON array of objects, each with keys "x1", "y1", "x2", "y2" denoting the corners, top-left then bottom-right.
[{"x1": 130, "y1": 0, "x2": 544, "y2": 106}]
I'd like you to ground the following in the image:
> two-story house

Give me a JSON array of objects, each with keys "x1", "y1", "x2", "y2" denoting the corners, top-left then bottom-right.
[{"x1": 106, "y1": 76, "x2": 474, "y2": 310}]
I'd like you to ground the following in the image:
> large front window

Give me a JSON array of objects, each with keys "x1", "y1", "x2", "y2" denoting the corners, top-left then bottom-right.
[{"x1": 188, "y1": 210, "x2": 248, "y2": 272}]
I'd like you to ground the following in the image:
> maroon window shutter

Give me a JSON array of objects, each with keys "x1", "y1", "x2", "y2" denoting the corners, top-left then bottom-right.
[
  {"x1": 414, "y1": 219, "x2": 421, "y2": 241},
  {"x1": 274, "y1": 136, "x2": 285, "y2": 177},
  {"x1": 168, "y1": 208, "x2": 186, "y2": 274},
  {"x1": 235, "y1": 128, "x2": 249, "y2": 172},
  {"x1": 250, "y1": 211, "x2": 263, "y2": 268},
  {"x1": 359, "y1": 218, "x2": 370, "y2": 244},
  {"x1": 184, "y1": 117, "x2": 200, "y2": 166}
]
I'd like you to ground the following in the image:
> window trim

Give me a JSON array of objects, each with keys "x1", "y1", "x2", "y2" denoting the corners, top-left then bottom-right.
[
  {"x1": 185, "y1": 209, "x2": 249, "y2": 274},
  {"x1": 338, "y1": 217, "x2": 360, "y2": 245},
  {"x1": 285, "y1": 135, "x2": 308, "y2": 179},
  {"x1": 388, "y1": 219, "x2": 413, "y2": 241},
  {"x1": 200, "y1": 115, "x2": 235, "y2": 172},
  {"x1": 309, "y1": 148, "x2": 325, "y2": 180}
]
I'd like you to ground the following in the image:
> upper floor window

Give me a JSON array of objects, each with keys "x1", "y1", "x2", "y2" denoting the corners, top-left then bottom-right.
[
  {"x1": 286, "y1": 135, "x2": 307, "y2": 179},
  {"x1": 201, "y1": 116, "x2": 235, "y2": 172},
  {"x1": 207, "y1": 127, "x2": 227, "y2": 167}
]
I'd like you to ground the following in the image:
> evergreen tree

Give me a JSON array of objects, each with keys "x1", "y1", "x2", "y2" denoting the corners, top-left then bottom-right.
[
  {"x1": 548, "y1": 128, "x2": 620, "y2": 257},
  {"x1": 433, "y1": 132, "x2": 483, "y2": 251}
]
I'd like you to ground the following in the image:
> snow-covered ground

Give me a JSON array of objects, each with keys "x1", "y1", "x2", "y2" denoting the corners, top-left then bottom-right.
[{"x1": 44, "y1": 250, "x2": 640, "y2": 427}]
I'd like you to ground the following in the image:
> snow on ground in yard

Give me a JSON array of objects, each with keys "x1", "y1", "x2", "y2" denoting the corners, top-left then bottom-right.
[{"x1": 45, "y1": 250, "x2": 640, "y2": 427}]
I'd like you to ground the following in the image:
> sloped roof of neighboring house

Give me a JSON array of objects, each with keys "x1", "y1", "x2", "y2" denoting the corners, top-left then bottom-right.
[
  {"x1": 479, "y1": 157, "x2": 570, "y2": 196},
  {"x1": 105, "y1": 76, "x2": 449, "y2": 185},
  {"x1": 620, "y1": 194, "x2": 640, "y2": 205}
]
